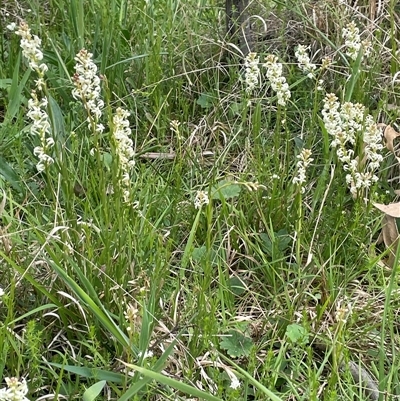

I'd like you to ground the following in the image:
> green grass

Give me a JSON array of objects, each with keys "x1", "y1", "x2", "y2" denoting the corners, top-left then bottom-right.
[{"x1": 0, "y1": 0, "x2": 400, "y2": 400}]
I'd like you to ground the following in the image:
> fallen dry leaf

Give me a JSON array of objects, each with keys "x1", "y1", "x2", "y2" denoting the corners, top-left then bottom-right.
[
  {"x1": 373, "y1": 201, "x2": 400, "y2": 268},
  {"x1": 380, "y1": 124, "x2": 400, "y2": 155},
  {"x1": 381, "y1": 215, "x2": 400, "y2": 268},
  {"x1": 373, "y1": 202, "x2": 400, "y2": 218},
  {"x1": 0, "y1": 190, "x2": 5, "y2": 217}
]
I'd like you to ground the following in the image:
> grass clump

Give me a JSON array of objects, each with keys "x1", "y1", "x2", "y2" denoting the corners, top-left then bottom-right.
[{"x1": 0, "y1": 0, "x2": 400, "y2": 400}]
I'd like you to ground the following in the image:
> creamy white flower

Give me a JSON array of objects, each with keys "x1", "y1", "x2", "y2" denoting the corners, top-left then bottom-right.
[
  {"x1": 0, "y1": 377, "x2": 29, "y2": 401},
  {"x1": 28, "y1": 91, "x2": 54, "y2": 171},
  {"x1": 14, "y1": 23, "x2": 53, "y2": 171},
  {"x1": 295, "y1": 45, "x2": 316, "y2": 77},
  {"x1": 7, "y1": 22, "x2": 16, "y2": 31},
  {"x1": 194, "y1": 191, "x2": 209, "y2": 209},
  {"x1": 15, "y1": 21, "x2": 47, "y2": 76},
  {"x1": 293, "y1": 149, "x2": 313, "y2": 193},
  {"x1": 229, "y1": 375, "x2": 241, "y2": 390},
  {"x1": 112, "y1": 107, "x2": 135, "y2": 202},
  {"x1": 342, "y1": 22, "x2": 361, "y2": 60},
  {"x1": 244, "y1": 52, "x2": 260, "y2": 93},
  {"x1": 335, "y1": 299, "x2": 352, "y2": 325},
  {"x1": 138, "y1": 350, "x2": 154, "y2": 359},
  {"x1": 263, "y1": 55, "x2": 291, "y2": 106},
  {"x1": 322, "y1": 94, "x2": 382, "y2": 196},
  {"x1": 342, "y1": 22, "x2": 372, "y2": 61},
  {"x1": 363, "y1": 115, "x2": 384, "y2": 172},
  {"x1": 170, "y1": 120, "x2": 181, "y2": 133},
  {"x1": 72, "y1": 49, "x2": 104, "y2": 132}
]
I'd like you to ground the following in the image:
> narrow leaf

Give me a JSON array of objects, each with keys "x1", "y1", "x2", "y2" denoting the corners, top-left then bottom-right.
[
  {"x1": 218, "y1": 352, "x2": 284, "y2": 401},
  {"x1": 9, "y1": 304, "x2": 58, "y2": 325},
  {"x1": 119, "y1": 363, "x2": 223, "y2": 401},
  {"x1": 0, "y1": 156, "x2": 23, "y2": 193},
  {"x1": 48, "y1": 364, "x2": 124, "y2": 383}
]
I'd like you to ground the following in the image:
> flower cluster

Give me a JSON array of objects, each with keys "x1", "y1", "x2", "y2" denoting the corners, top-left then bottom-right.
[
  {"x1": 244, "y1": 52, "x2": 260, "y2": 93},
  {"x1": 15, "y1": 21, "x2": 48, "y2": 79},
  {"x1": 335, "y1": 298, "x2": 353, "y2": 326},
  {"x1": 342, "y1": 22, "x2": 372, "y2": 61},
  {"x1": 138, "y1": 350, "x2": 154, "y2": 360},
  {"x1": 170, "y1": 120, "x2": 181, "y2": 134},
  {"x1": 72, "y1": 49, "x2": 105, "y2": 134},
  {"x1": 322, "y1": 93, "x2": 383, "y2": 195},
  {"x1": 13, "y1": 21, "x2": 53, "y2": 172},
  {"x1": 293, "y1": 148, "x2": 313, "y2": 193},
  {"x1": 124, "y1": 302, "x2": 139, "y2": 332},
  {"x1": 363, "y1": 115, "x2": 384, "y2": 170},
  {"x1": 263, "y1": 55, "x2": 291, "y2": 106},
  {"x1": 6, "y1": 23, "x2": 16, "y2": 31},
  {"x1": 194, "y1": 191, "x2": 209, "y2": 209},
  {"x1": 112, "y1": 107, "x2": 135, "y2": 202},
  {"x1": 229, "y1": 374, "x2": 241, "y2": 390},
  {"x1": 321, "y1": 56, "x2": 333, "y2": 70},
  {"x1": 28, "y1": 91, "x2": 54, "y2": 171},
  {"x1": 0, "y1": 377, "x2": 29, "y2": 401},
  {"x1": 295, "y1": 45, "x2": 316, "y2": 78}
]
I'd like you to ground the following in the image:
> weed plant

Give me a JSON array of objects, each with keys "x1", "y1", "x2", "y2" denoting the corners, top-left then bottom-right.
[{"x1": 0, "y1": 0, "x2": 400, "y2": 400}]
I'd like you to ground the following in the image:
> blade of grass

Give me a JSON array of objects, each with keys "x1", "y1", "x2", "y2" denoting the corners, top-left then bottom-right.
[
  {"x1": 218, "y1": 352, "x2": 284, "y2": 401},
  {"x1": 344, "y1": 49, "x2": 363, "y2": 102},
  {"x1": 45, "y1": 249, "x2": 134, "y2": 352},
  {"x1": 119, "y1": 362, "x2": 224, "y2": 401}
]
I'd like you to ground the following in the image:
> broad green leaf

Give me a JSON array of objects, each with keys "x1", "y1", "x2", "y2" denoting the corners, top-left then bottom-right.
[
  {"x1": 83, "y1": 380, "x2": 107, "y2": 401},
  {"x1": 192, "y1": 246, "x2": 207, "y2": 262},
  {"x1": 0, "y1": 250, "x2": 63, "y2": 309},
  {"x1": 228, "y1": 276, "x2": 246, "y2": 296},
  {"x1": 101, "y1": 152, "x2": 113, "y2": 171},
  {"x1": 211, "y1": 180, "x2": 241, "y2": 201},
  {"x1": 48, "y1": 95, "x2": 66, "y2": 144},
  {"x1": 260, "y1": 229, "x2": 291, "y2": 257}
]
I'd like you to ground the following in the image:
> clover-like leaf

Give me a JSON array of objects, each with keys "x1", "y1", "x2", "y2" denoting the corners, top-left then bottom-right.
[
  {"x1": 220, "y1": 330, "x2": 253, "y2": 358},
  {"x1": 211, "y1": 180, "x2": 241, "y2": 201},
  {"x1": 285, "y1": 324, "x2": 309, "y2": 346},
  {"x1": 192, "y1": 246, "x2": 207, "y2": 262},
  {"x1": 196, "y1": 93, "x2": 213, "y2": 109}
]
